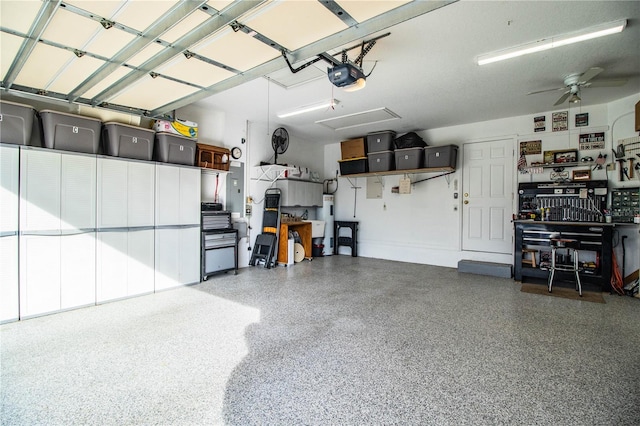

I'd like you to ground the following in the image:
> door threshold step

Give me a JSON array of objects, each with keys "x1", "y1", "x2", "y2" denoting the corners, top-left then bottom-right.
[{"x1": 457, "y1": 260, "x2": 512, "y2": 278}]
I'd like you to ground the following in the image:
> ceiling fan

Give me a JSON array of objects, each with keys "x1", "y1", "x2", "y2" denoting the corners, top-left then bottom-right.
[{"x1": 527, "y1": 67, "x2": 627, "y2": 106}]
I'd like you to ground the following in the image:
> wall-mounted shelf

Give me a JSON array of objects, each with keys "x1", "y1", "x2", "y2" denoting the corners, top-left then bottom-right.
[
  {"x1": 339, "y1": 166, "x2": 455, "y2": 178},
  {"x1": 201, "y1": 168, "x2": 229, "y2": 176},
  {"x1": 251, "y1": 164, "x2": 295, "y2": 182},
  {"x1": 530, "y1": 161, "x2": 594, "y2": 169}
]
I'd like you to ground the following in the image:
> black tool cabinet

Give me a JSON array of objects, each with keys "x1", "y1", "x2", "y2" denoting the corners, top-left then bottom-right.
[{"x1": 513, "y1": 221, "x2": 613, "y2": 291}]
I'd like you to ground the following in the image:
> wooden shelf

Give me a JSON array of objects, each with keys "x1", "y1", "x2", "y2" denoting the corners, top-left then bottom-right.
[
  {"x1": 531, "y1": 161, "x2": 594, "y2": 169},
  {"x1": 339, "y1": 166, "x2": 454, "y2": 178}
]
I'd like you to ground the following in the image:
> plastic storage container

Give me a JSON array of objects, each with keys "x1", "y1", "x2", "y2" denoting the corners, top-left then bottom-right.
[
  {"x1": 366, "y1": 131, "x2": 396, "y2": 153},
  {"x1": 368, "y1": 150, "x2": 395, "y2": 172},
  {"x1": 395, "y1": 147, "x2": 424, "y2": 170},
  {"x1": 40, "y1": 110, "x2": 102, "y2": 153},
  {"x1": 154, "y1": 132, "x2": 196, "y2": 166},
  {"x1": 0, "y1": 100, "x2": 39, "y2": 145},
  {"x1": 102, "y1": 122, "x2": 155, "y2": 161},
  {"x1": 425, "y1": 145, "x2": 458, "y2": 169},
  {"x1": 339, "y1": 157, "x2": 368, "y2": 175}
]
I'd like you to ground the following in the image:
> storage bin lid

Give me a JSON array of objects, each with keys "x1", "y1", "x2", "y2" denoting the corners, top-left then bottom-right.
[
  {"x1": 395, "y1": 147, "x2": 424, "y2": 152},
  {"x1": 367, "y1": 130, "x2": 396, "y2": 135},
  {"x1": 40, "y1": 109, "x2": 102, "y2": 122},
  {"x1": 0, "y1": 100, "x2": 36, "y2": 110},
  {"x1": 155, "y1": 131, "x2": 194, "y2": 141},
  {"x1": 103, "y1": 121, "x2": 155, "y2": 133},
  {"x1": 338, "y1": 156, "x2": 367, "y2": 162}
]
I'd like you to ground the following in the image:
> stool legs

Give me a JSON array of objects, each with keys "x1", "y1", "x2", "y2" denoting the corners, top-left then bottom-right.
[
  {"x1": 548, "y1": 246, "x2": 582, "y2": 297},
  {"x1": 574, "y1": 249, "x2": 582, "y2": 296},
  {"x1": 548, "y1": 246, "x2": 556, "y2": 293}
]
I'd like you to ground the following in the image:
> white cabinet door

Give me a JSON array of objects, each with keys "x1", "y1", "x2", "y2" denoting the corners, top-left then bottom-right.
[
  {"x1": 61, "y1": 232, "x2": 95, "y2": 309},
  {"x1": 310, "y1": 182, "x2": 323, "y2": 206},
  {"x1": 20, "y1": 235, "x2": 61, "y2": 317},
  {"x1": 155, "y1": 164, "x2": 180, "y2": 226},
  {"x1": 96, "y1": 231, "x2": 128, "y2": 302},
  {"x1": 127, "y1": 229, "x2": 155, "y2": 296},
  {"x1": 0, "y1": 145, "x2": 19, "y2": 233},
  {"x1": 128, "y1": 161, "x2": 155, "y2": 227},
  {"x1": 179, "y1": 227, "x2": 200, "y2": 285},
  {"x1": 20, "y1": 149, "x2": 61, "y2": 231},
  {"x1": 97, "y1": 158, "x2": 128, "y2": 228},
  {"x1": 61, "y1": 154, "x2": 96, "y2": 231},
  {"x1": 179, "y1": 167, "x2": 201, "y2": 225},
  {"x1": 155, "y1": 228, "x2": 180, "y2": 290},
  {"x1": 0, "y1": 236, "x2": 19, "y2": 322}
]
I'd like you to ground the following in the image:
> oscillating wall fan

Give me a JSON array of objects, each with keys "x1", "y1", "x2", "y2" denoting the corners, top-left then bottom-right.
[
  {"x1": 271, "y1": 127, "x2": 289, "y2": 165},
  {"x1": 527, "y1": 67, "x2": 627, "y2": 106}
]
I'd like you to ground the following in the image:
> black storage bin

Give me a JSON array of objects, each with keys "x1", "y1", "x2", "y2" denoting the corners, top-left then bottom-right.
[
  {"x1": 425, "y1": 145, "x2": 458, "y2": 169},
  {"x1": 368, "y1": 150, "x2": 395, "y2": 172},
  {"x1": 339, "y1": 157, "x2": 368, "y2": 175},
  {"x1": 40, "y1": 110, "x2": 102, "y2": 153},
  {"x1": 103, "y1": 122, "x2": 155, "y2": 161},
  {"x1": 155, "y1": 132, "x2": 196, "y2": 166},
  {"x1": 395, "y1": 147, "x2": 424, "y2": 170},
  {"x1": 366, "y1": 131, "x2": 396, "y2": 153},
  {"x1": 394, "y1": 131, "x2": 426, "y2": 149},
  {"x1": 0, "y1": 100, "x2": 40, "y2": 145}
]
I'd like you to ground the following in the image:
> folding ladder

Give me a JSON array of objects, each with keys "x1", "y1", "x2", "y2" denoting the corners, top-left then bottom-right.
[{"x1": 249, "y1": 188, "x2": 282, "y2": 268}]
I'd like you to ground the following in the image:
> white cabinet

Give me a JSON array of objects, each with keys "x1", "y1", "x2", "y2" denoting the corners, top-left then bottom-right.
[
  {"x1": 96, "y1": 229, "x2": 154, "y2": 302},
  {"x1": 96, "y1": 158, "x2": 155, "y2": 303},
  {"x1": 19, "y1": 148, "x2": 96, "y2": 318},
  {"x1": 0, "y1": 145, "x2": 19, "y2": 322},
  {"x1": 155, "y1": 164, "x2": 200, "y2": 225},
  {"x1": 155, "y1": 164, "x2": 201, "y2": 290},
  {"x1": 275, "y1": 179, "x2": 323, "y2": 207}
]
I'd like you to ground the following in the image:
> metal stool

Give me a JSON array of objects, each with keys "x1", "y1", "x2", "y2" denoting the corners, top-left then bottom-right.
[{"x1": 548, "y1": 239, "x2": 582, "y2": 296}]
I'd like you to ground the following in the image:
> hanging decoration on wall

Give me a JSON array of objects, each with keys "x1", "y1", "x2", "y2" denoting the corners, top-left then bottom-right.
[
  {"x1": 552, "y1": 111, "x2": 568, "y2": 131},
  {"x1": 575, "y1": 113, "x2": 589, "y2": 127},
  {"x1": 534, "y1": 115, "x2": 546, "y2": 132},
  {"x1": 519, "y1": 140, "x2": 542, "y2": 155},
  {"x1": 579, "y1": 132, "x2": 605, "y2": 150},
  {"x1": 517, "y1": 150, "x2": 528, "y2": 174}
]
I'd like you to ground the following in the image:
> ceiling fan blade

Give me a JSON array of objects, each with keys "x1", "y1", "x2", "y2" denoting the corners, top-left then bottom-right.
[
  {"x1": 527, "y1": 86, "x2": 565, "y2": 95},
  {"x1": 579, "y1": 67, "x2": 604, "y2": 83},
  {"x1": 587, "y1": 78, "x2": 628, "y2": 87},
  {"x1": 554, "y1": 91, "x2": 571, "y2": 106}
]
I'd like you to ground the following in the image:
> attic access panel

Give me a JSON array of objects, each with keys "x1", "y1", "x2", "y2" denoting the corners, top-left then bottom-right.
[{"x1": 316, "y1": 107, "x2": 401, "y2": 131}]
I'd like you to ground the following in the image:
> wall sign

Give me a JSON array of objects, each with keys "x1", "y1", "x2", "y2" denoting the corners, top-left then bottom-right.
[
  {"x1": 552, "y1": 111, "x2": 568, "y2": 132},
  {"x1": 519, "y1": 140, "x2": 542, "y2": 155},
  {"x1": 575, "y1": 113, "x2": 589, "y2": 127},
  {"x1": 534, "y1": 115, "x2": 546, "y2": 132},
  {"x1": 579, "y1": 132, "x2": 605, "y2": 150}
]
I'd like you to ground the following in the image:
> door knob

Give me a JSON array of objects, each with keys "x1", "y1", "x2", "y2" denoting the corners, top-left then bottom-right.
[{"x1": 464, "y1": 200, "x2": 469, "y2": 204}]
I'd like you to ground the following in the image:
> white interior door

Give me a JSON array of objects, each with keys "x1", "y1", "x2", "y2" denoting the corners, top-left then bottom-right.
[{"x1": 462, "y1": 139, "x2": 514, "y2": 254}]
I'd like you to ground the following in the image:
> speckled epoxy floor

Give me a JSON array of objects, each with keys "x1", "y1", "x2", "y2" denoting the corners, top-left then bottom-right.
[{"x1": 2, "y1": 256, "x2": 639, "y2": 425}]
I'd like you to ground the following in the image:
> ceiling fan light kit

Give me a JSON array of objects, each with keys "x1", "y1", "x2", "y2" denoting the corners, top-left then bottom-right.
[{"x1": 476, "y1": 19, "x2": 626, "y2": 65}]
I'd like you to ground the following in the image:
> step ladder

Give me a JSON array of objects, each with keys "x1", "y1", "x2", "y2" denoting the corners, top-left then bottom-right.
[{"x1": 249, "y1": 188, "x2": 282, "y2": 268}]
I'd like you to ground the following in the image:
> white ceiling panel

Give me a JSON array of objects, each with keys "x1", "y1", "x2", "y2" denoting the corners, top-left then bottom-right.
[
  {"x1": 161, "y1": 9, "x2": 210, "y2": 43},
  {"x1": 47, "y1": 56, "x2": 105, "y2": 94},
  {"x1": 159, "y1": 56, "x2": 235, "y2": 88},
  {"x1": 337, "y1": 0, "x2": 412, "y2": 23},
  {"x1": 108, "y1": 75, "x2": 200, "y2": 111},
  {"x1": 206, "y1": 1, "x2": 235, "y2": 13},
  {"x1": 114, "y1": 0, "x2": 177, "y2": 33},
  {"x1": 82, "y1": 66, "x2": 132, "y2": 99},
  {"x1": 65, "y1": 0, "x2": 128, "y2": 21},
  {"x1": 1, "y1": 33, "x2": 23, "y2": 80},
  {"x1": 126, "y1": 43, "x2": 165, "y2": 67},
  {"x1": 193, "y1": 29, "x2": 280, "y2": 72},
  {"x1": 246, "y1": 0, "x2": 347, "y2": 51},
  {"x1": 315, "y1": 107, "x2": 400, "y2": 131},
  {"x1": 84, "y1": 27, "x2": 136, "y2": 58},
  {"x1": 41, "y1": 7, "x2": 102, "y2": 50},
  {"x1": 13, "y1": 43, "x2": 75, "y2": 89},
  {"x1": 267, "y1": 63, "x2": 325, "y2": 89},
  {"x1": 0, "y1": 0, "x2": 43, "y2": 34}
]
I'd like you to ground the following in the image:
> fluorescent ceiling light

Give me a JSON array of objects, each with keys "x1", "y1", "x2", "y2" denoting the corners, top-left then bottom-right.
[
  {"x1": 477, "y1": 19, "x2": 626, "y2": 66},
  {"x1": 277, "y1": 99, "x2": 340, "y2": 118}
]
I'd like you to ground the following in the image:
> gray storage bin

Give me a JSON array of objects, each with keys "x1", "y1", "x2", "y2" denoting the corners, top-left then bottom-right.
[
  {"x1": 395, "y1": 147, "x2": 424, "y2": 170},
  {"x1": 103, "y1": 122, "x2": 155, "y2": 161},
  {"x1": 425, "y1": 145, "x2": 457, "y2": 169},
  {"x1": 40, "y1": 110, "x2": 101, "y2": 153},
  {"x1": 0, "y1": 100, "x2": 39, "y2": 145},
  {"x1": 366, "y1": 131, "x2": 396, "y2": 153},
  {"x1": 368, "y1": 150, "x2": 395, "y2": 172},
  {"x1": 155, "y1": 132, "x2": 196, "y2": 166},
  {"x1": 339, "y1": 157, "x2": 368, "y2": 175}
]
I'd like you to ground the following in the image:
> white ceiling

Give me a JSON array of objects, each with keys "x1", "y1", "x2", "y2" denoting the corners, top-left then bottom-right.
[
  {"x1": 1, "y1": 1, "x2": 639, "y2": 145},
  {"x1": 192, "y1": 0, "x2": 640, "y2": 142}
]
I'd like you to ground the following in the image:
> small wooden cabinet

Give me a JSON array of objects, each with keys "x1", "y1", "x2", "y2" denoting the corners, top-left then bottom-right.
[{"x1": 278, "y1": 221, "x2": 312, "y2": 264}]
